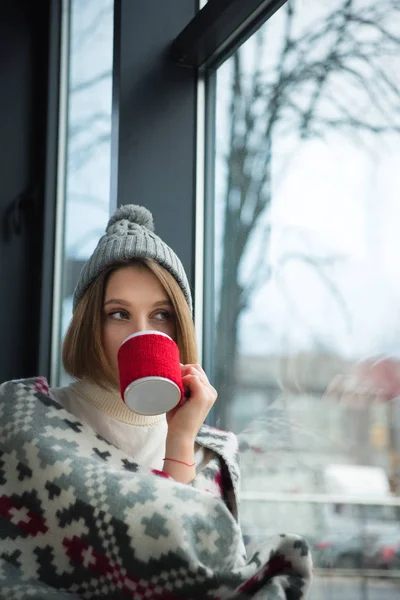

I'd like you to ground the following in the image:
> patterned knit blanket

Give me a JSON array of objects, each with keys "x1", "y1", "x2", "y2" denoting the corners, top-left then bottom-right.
[{"x1": 0, "y1": 378, "x2": 312, "y2": 599}]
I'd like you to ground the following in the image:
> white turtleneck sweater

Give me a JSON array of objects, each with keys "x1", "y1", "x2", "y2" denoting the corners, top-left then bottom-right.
[{"x1": 51, "y1": 380, "x2": 210, "y2": 472}]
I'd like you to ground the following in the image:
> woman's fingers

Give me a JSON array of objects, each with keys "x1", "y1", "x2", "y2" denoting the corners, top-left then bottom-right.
[
  {"x1": 181, "y1": 363, "x2": 208, "y2": 385},
  {"x1": 167, "y1": 368, "x2": 218, "y2": 438},
  {"x1": 182, "y1": 372, "x2": 217, "y2": 406}
]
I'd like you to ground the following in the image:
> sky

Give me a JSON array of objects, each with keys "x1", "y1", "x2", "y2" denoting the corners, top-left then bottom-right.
[{"x1": 215, "y1": 0, "x2": 400, "y2": 361}]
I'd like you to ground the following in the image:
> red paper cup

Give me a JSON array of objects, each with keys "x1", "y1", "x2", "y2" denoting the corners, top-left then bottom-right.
[{"x1": 117, "y1": 330, "x2": 184, "y2": 415}]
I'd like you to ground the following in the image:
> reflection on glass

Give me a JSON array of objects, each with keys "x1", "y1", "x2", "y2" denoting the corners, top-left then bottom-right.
[
  {"x1": 59, "y1": 0, "x2": 114, "y2": 385},
  {"x1": 212, "y1": 0, "x2": 400, "y2": 592}
]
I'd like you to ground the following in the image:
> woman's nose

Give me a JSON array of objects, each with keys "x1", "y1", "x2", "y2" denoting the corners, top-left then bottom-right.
[{"x1": 129, "y1": 316, "x2": 150, "y2": 335}]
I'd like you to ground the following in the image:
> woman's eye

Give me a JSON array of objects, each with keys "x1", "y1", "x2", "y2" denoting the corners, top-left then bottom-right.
[
  {"x1": 109, "y1": 310, "x2": 129, "y2": 321},
  {"x1": 153, "y1": 310, "x2": 172, "y2": 321}
]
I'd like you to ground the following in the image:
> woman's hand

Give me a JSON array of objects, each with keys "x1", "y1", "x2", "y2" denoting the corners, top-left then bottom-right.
[
  {"x1": 162, "y1": 364, "x2": 217, "y2": 484},
  {"x1": 166, "y1": 363, "x2": 217, "y2": 440}
]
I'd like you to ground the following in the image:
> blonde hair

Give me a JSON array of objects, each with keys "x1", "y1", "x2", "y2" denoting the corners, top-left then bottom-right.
[{"x1": 62, "y1": 259, "x2": 197, "y2": 389}]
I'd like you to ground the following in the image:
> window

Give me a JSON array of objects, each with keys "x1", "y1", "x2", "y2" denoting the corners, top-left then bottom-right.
[
  {"x1": 54, "y1": 0, "x2": 114, "y2": 385},
  {"x1": 209, "y1": 0, "x2": 400, "y2": 593}
]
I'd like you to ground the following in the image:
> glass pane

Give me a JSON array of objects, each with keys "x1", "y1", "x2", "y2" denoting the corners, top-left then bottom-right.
[
  {"x1": 59, "y1": 0, "x2": 114, "y2": 385},
  {"x1": 211, "y1": 0, "x2": 400, "y2": 595}
]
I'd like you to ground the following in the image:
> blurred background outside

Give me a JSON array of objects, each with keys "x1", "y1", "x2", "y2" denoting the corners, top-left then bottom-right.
[{"x1": 212, "y1": 1, "x2": 400, "y2": 598}]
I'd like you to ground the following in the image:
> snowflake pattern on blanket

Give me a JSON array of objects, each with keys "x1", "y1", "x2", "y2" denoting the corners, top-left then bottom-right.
[{"x1": 0, "y1": 378, "x2": 312, "y2": 599}]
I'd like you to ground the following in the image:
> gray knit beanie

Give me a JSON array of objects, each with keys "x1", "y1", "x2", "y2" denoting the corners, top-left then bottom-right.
[{"x1": 73, "y1": 204, "x2": 192, "y2": 312}]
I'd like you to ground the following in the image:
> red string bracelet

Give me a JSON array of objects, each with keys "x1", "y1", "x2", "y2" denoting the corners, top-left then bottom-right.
[{"x1": 163, "y1": 457, "x2": 195, "y2": 468}]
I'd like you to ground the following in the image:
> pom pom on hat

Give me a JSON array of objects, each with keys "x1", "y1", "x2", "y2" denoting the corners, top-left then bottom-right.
[{"x1": 106, "y1": 204, "x2": 154, "y2": 232}]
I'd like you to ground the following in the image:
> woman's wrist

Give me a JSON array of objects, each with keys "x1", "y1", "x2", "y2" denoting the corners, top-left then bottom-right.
[
  {"x1": 163, "y1": 435, "x2": 196, "y2": 484},
  {"x1": 165, "y1": 434, "x2": 195, "y2": 462}
]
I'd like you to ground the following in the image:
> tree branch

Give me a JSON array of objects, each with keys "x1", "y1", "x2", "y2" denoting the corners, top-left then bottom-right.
[{"x1": 71, "y1": 70, "x2": 112, "y2": 94}]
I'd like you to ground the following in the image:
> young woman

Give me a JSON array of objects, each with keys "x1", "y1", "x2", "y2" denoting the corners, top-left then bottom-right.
[
  {"x1": 0, "y1": 205, "x2": 312, "y2": 599},
  {"x1": 53, "y1": 204, "x2": 218, "y2": 485}
]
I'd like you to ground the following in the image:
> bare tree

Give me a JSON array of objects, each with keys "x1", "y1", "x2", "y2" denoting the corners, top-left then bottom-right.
[{"x1": 215, "y1": 0, "x2": 400, "y2": 425}]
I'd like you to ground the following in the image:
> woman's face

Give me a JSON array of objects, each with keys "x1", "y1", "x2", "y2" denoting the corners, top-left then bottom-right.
[{"x1": 102, "y1": 265, "x2": 176, "y2": 380}]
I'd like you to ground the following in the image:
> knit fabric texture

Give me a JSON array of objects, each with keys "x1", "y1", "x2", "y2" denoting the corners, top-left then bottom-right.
[
  {"x1": 73, "y1": 205, "x2": 192, "y2": 312},
  {"x1": 0, "y1": 377, "x2": 313, "y2": 599}
]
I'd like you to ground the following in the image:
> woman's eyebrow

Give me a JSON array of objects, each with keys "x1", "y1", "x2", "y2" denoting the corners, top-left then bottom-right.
[
  {"x1": 103, "y1": 299, "x2": 172, "y2": 307},
  {"x1": 104, "y1": 298, "x2": 131, "y2": 307},
  {"x1": 153, "y1": 300, "x2": 173, "y2": 308}
]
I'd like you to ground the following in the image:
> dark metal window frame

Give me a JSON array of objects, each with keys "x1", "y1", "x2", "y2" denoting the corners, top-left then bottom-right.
[
  {"x1": 39, "y1": 0, "x2": 62, "y2": 378},
  {"x1": 111, "y1": 0, "x2": 199, "y2": 289},
  {"x1": 172, "y1": 0, "x2": 287, "y2": 70}
]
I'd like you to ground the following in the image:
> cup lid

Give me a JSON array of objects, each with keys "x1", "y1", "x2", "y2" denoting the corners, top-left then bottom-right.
[{"x1": 124, "y1": 377, "x2": 181, "y2": 415}]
